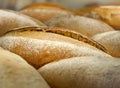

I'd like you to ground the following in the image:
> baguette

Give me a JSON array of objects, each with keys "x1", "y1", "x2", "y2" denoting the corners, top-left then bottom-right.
[
  {"x1": 0, "y1": 9, "x2": 46, "y2": 36},
  {"x1": 20, "y1": 2, "x2": 75, "y2": 22},
  {"x1": 0, "y1": 27, "x2": 111, "y2": 68},
  {"x1": 85, "y1": 6, "x2": 120, "y2": 30},
  {"x1": 38, "y1": 56, "x2": 120, "y2": 88},
  {"x1": 46, "y1": 15, "x2": 114, "y2": 37},
  {"x1": 0, "y1": 47, "x2": 50, "y2": 88}
]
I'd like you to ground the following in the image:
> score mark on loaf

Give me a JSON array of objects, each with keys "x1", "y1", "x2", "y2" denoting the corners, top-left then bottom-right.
[{"x1": 0, "y1": 27, "x2": 111, "y2": 68}]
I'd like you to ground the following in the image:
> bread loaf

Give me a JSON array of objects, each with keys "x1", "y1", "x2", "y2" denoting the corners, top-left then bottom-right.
[
  {"x1": 75, "y1": 6, "x2": 98, "y2": 16},
  {"x1": 92, "y1": 31, "x2": 120, "y2": 57},
  {"x1": 0, "y1": 47, "x2": 50, "y2": 88},
  {"x1": 85, "y1": 6, "x2": 120, "y2": 30},
  {"x1": 0, "y1": 27, "x2": 111, "y2": 68},
  {"x1": 38, "y1": 56, "x2": 120, "y2": 88},
  {"x1": 0, "y1": 9, "x2": 46, "y2": 36},
  {"x1": 46, "y1": 15, "x2": 114, "y2": 37},
  {"x1": 20, "y1": 2, "x2": 75, "y2": 22}
]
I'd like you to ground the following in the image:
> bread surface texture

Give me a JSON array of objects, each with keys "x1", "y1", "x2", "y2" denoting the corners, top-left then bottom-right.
[
  {"x1": 38, "y1": 56, "x2": 120, "y2": 88},
  {"x1": 0, "y1": 47, "x2": 50, "y2": 88}
]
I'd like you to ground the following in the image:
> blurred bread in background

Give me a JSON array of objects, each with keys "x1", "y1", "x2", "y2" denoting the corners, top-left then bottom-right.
[
  {"x1": 85, "y1": 6, "x2": 120, "y2": 30},
  {"x1": 0, "y1": 0, "x2": 120, "y2": 10},
  {"x1": 20, "y1": 2, "x2": 75, "y2": 22}
]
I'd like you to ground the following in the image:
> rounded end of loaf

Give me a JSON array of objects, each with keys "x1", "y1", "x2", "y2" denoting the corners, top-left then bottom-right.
[
  {"x1": 92, "y1": 31, "x2": 120, "y2": 57},
  {"x1": 0, "y1": 47, "x2": 50, "y2": 88}
]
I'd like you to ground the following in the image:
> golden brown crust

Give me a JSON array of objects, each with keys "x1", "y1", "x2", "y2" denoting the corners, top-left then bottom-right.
[
  {"x1": 20, "y1": 3, "x2": 75, "y2": 22},
  {"x1": 0, "y1": 47, "x2": 50, "y2": 88},
  {"x1": 85, "y1": 6, "x2": 120, "y2": 30},
  {"x1": 0, "y1": 27, "x2": 111, "y2": 68},
  {"x1": 21, "y1": 2, "x2": 69, "y2": 11},
  {"x1": 6, "y1": 27, "x2": 109, "y2": 54},
  {"x1": 75, "y1": 6, "x2": 98, "y2": 16},
  {"x1": 0, "y1": 9, "x2": 46, "y2": 36},
  {"x1": 46, "y1": 15, "x2": 114, "y2": 37}
]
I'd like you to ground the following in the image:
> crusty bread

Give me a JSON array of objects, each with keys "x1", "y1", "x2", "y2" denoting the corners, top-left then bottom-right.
[
  {"x1": 92, "y1": 31, "x2": 120, "y2": 57},
  {"x1": 106, "y1": 2, "x2": 120, "y2": 5},
  {"x1": 0, "y1": 47, "x2": 50, "y2": 88},
  {"x1": 21, "y1": 2, "x2": 69, "y2": 10},
  {"x1": 46, "y1": 15, "x2": 114, "y2": 37},
  {"x1": 75, "y1": 6, "x2": 98, "y2": 16},
  {"x1": 38, "y1": 56, "x2": 120, "y2": 88},
  {"x1": 85, "y1": 6, "x2": 120, "y2": 30},
  {"x1": 0, "y1": 27, "x2": 111, "y2": 68},
  {"x1": 20, "y1": 2, "x2": 75, "y2": 22},
  {"x1": 0, "y1": 9, "x2": 46, "y2": 36}
]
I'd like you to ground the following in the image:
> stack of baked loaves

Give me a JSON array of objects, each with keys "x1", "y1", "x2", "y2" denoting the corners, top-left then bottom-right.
[{"x1": 0, "y1": 2, "x2": 119, "y2": 88}]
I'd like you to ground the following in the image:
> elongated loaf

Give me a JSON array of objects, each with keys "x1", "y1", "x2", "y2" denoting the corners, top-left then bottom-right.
[
  {"x1": 0, "y1": 9, "x2": 46, "y2": 36},
  {"x1": 0, "y1": 47, "x2": 50, "y2": 88},
  {"x1": 20, "y1": 2, "x2": 75, "y2": 22},
  {"x1": 85, "y1": 6, "x2": 120, "y2": 30},
  {"x1": 38, "y1": 56, "x2": 120, "y2": 88},
  {"x1": 46, "y1": 15, "x2": 114, "y2": 37},
  {"x1": 0, "y1": 27, "x2": 111, "y2": 68}
]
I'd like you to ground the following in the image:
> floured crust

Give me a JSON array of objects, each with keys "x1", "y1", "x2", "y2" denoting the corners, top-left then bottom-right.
[
  {"x1": 92, "y1": 31, "x2": 120, "y2": 57},
  {"x1": 20, "y1": 3, "x2": 75, "y2": 22},
  {"x1": 38, "y1": 56, "x2": 120, "y2": 88},
  {"x1": 0, "y1": 27, "x2": 111, "y2": 68},
  {"x1": 0, "y1": 36, "x2": 111, "y2": 69},
  {"x1": 46, "y1": 15, "x2": 114, "y2": 37},
  {"x1": 0, "y1": 9, "x2": 46, "y2": 36},
  {"x1": 85, "y1": 6, "x2": 120, "y2": 30},
  {"x1": 0, "y1": 47, "x2": 50, "y2": 88},
  {"x1": 6, "y1": 27, "x2": 109, "y2": 54}
]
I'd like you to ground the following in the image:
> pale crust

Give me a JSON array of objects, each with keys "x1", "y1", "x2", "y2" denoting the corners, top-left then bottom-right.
[
  {"x1": 20, "y1": 3, "x2": 75, "y2": 22},
  {"x1": 92, "y1": 31, "x2": 120, "y2": 57},
  {"x1": 0, "y1": 9, "x2": 46, "y2": 36},
  {"x1": 0, "y1": 47, "x2": 50, "y2": 88},
  {"x1": 0, "y1": 27, "x2": 111, "y2": 68},
  {"x1": 38, "y1": 56, "x2": 120, "y2": 88},
  {"x1": 46, "y1": 15, "x2": 114, "y2": 37},
  {"x1": 85, "y1": 6, "x2": 120, "y2": 30}
]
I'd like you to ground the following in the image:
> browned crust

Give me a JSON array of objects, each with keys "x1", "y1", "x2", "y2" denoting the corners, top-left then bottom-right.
[
  {"x1": 85, "y1": 6, "x2": 120, "y2": 30},
  {"x1": 6, "y1": 27, "x2": 110, "y2": 54},
  {"x1": 21, "y1": 2, "x2": 67, "y2": 10},
  {"x1": 20, "y1": 2, "x2": 75, "y2": 14},
  {"x1": 75, "y1": 6, "x2": 98, "y2": 16}
]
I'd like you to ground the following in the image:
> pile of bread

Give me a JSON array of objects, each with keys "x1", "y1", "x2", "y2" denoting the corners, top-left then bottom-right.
[{"x1": 0, "y1": 2, "x2": 120, "y2": 88}]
